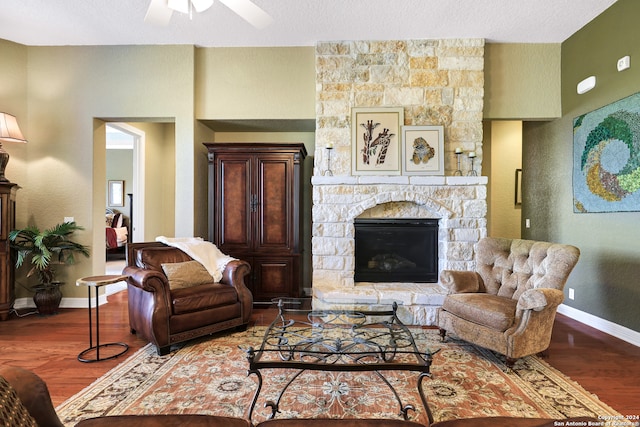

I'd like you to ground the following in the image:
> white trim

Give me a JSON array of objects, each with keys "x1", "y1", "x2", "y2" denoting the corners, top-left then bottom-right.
[
  {"x1": 558, "y1": 304, "x2": 640, "y2": 347},
  {"x1": 105, "y1": 282, "x2": 127, "y2": 296},
  {"x1": 14, "y1": 295, "x2": 109, "y2": 310}
]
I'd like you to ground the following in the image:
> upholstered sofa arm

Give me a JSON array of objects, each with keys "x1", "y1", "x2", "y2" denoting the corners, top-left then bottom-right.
[
  {"x1": 123, "y1": 266, "x2": 171, "y2": 293},
  {"x1": 517, "y1": 288, "x2": 564, "y2": 311},
  {"x1": 220, "y1": 259, "x2": 251, "y2": 287},
  {"x1": 439, "y1": 270, "x2": 484, "y2": 294}
]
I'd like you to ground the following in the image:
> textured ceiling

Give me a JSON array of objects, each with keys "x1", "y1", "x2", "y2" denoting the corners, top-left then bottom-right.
[{"x1": 0, "y1": 0, "x2": 618, "y2": 47}]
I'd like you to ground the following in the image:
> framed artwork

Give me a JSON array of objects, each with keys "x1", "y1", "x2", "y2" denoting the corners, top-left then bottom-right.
[
  {"x1": 515, "y1": 169, "x2": 522, "y2": 205},
  {"x1": 573, "y1": 92, "x2": 640, "y2": 212},
  {"x1": 401, "y1": 125, "x2": 444, "y2": 175},
  {"x1": 351, "y1": 107, "x2": 404, "y2": 175},
  {"x1": 108, "y1": 180, "x2": 124, "y2": 207}
]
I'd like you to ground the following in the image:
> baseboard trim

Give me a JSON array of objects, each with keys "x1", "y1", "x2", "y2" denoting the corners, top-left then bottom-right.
[
  {"x1": 558, "y1": 304, "x2": 640, "y2": 347},
  {"x1": 14, "y1": 295, "x2": 109, "y2": 310}
]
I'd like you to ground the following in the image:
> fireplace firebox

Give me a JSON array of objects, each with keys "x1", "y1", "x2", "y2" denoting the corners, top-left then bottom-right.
[{"x1": 354, "y1": 218, "x2": 439, "y2": 283}]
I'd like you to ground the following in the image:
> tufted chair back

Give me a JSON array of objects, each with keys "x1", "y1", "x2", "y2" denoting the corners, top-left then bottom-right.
[{"x1": 475, "y1": 237, "x2": 580, "y2": 300}]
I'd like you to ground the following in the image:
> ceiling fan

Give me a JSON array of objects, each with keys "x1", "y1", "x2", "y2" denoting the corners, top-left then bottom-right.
[{"x1": 145, "y1": 0, "x2": 273, "y2": 29}]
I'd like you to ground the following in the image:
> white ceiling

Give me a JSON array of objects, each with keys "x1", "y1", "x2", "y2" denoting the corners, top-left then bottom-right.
[{"x1": 0, "y1": 0, "x2": 618, "y2": 47}]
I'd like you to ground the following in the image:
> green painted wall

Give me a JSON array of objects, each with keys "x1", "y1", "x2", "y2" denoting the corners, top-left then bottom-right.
[
  {"x1": 484, "y1": 44, "x2": 561, "y2": 120},
  {"x1": 523, "y1": 0, "x2": 640, "y2": 333}
]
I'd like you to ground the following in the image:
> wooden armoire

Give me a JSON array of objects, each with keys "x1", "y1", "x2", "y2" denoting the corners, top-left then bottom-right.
[
  {"x1": 0, "y1": 182, "x2": 17, "y2": 321},
  {"x1": 205, "y1": 143, "x2": 307, "y2": 304}
]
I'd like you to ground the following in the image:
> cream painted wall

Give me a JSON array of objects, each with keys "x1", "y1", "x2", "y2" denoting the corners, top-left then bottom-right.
[
  {"x1": 488, "y1": 121, "x2": 522, "y2": 238},
  {"x1": 20, "y1": 45, "x2": 195, "y2": 301},
  {"x1": 195, "y1": 47, "x2": 316, "y2": 120},
  {"x1": 106, "y1": 149, "x2": 133, "y2": 213},
  {"x1": 0, "y1": 39, "x2": 28, "y2": 189},
  {"x1": 124, "y1": 121, "x2": 176, "y2": 241},
  {"x1": 484, "y1": 44, "x2": 561, "y2": 120},
  {"x1": 194, "y1": 121, "x2": 216, "y2": 239}
]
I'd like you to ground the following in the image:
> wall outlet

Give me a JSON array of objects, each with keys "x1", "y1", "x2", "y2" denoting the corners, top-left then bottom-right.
[
  {"x1": 568, "y1": 288, "x2": 575, "y2": 300},
  {"x1": 64, "y1": 216, "x2": 74, "y2": 223},
  {"x1": 617, "y1": 55, "x2": 630, "y2": 72},
  {"x1": 525, "y1": 218, "x2": 531, "y2": 229}
]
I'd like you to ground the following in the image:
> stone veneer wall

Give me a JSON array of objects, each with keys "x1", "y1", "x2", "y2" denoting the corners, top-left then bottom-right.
[{"x1": 311, "y1": 39, "x2": 487, "y2": 325}]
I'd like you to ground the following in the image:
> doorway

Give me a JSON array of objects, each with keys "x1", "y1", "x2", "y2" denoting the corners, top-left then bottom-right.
[
  {"x1": 104, "y1": 123, "x2": 145, "y2": 293},
  {"x1": 106, "y1": 123, "x2": 145, "y2": 243}
]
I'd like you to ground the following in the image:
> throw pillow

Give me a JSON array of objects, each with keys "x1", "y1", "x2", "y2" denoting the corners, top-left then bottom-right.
[
  {"x1": 0, "y1": 376, "x2": 37, "y2": 427},
  {"x1": 161, "y1": 260, "x2": 215, "y2": 290}
]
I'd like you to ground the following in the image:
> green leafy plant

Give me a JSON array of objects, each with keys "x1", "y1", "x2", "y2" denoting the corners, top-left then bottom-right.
[{"x1": 9, "y1": 221, "x2": 90, "y2": 289}]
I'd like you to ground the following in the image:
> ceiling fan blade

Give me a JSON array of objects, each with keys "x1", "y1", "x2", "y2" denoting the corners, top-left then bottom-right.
[
  {"x1": 191, "y1": 0, "x2": 214, "y2": 13},
  {"x1": 145, "y1": 0, "x2": 174, "y2": 25},
  {"x1": 218, "y1": 0, "x2": 273, "y2": 29},
  {"x1": 167, "y1": 0, "x2": 190, "y2": 14}
]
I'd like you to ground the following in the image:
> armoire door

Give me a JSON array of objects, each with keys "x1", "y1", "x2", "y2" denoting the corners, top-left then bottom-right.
[
  {"x1": 255, "y1": 154, "x2": 295, "y2": 254},
  {"x1": 213, "y1": 153, "x2": 253, "y2": 254}
]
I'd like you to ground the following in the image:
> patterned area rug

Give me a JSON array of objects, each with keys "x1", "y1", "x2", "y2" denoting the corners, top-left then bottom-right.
[{"x1": 56, "y1": 327, "x2": 620, "y2": 426}]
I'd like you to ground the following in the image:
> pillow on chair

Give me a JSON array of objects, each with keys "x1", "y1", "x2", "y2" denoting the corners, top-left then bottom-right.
[{"x1": 161, "y1": 260, "x2": 215, "y2": 289}]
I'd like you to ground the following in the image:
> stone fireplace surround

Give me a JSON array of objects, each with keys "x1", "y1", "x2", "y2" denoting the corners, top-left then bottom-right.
[
  {"x1": 311, "y1": 38, "x2": 487, "y2": 325},
  {"x1": 311, "y1": 174, "x2": 487, "y2": 325}
]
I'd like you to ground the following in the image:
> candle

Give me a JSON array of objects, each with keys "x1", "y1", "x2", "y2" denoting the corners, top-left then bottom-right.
[
  {"x1": 326, "y1": 142, "x2": 334, "y2": 149},
  {"x1": 468, "y1": 151, "x2": 476, "y2": 158},
  {"x1": 455, "y1": 147, "x2": 462, "y2": 154}
]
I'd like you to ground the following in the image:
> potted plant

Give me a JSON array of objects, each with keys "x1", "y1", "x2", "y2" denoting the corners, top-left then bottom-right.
[{"x1": 9, "y1": 221, "x2": 90, "y2": 315}]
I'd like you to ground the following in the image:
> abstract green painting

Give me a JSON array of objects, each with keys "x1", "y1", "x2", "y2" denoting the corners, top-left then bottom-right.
[{"x1": 573, "y1": 92, "x2": 640, "y2": 212}]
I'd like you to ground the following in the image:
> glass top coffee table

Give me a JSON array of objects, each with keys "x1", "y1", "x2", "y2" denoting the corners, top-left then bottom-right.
[{"x1": 243, "y1": 298, "x2": 438, "y2": 424}]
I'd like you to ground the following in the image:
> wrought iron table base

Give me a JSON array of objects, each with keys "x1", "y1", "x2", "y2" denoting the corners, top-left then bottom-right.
[{"x1": 244, "y1": 301, "x2": 437, "y2": 424}]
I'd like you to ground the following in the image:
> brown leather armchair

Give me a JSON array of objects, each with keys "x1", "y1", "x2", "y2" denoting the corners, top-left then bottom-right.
[
  {"x1": 437, "y1": 237, "x2": 580, "y2": 370},
  {"x1": 124, "y1": 242, "x2": 252, "y2": 355}
]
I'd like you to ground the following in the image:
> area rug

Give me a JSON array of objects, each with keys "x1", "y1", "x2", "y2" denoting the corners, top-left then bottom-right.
[{"x1": 56, "y1": 327, "x2": 620, "y2": 426}]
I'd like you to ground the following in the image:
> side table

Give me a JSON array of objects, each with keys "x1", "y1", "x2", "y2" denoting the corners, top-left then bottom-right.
[{"x1": 76, "y1": 275, "x2": 129, "y2": 363}]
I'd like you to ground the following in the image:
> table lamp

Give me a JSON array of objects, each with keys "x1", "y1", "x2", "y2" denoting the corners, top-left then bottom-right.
[{"x1": 0, "y1": 112, "x2": 27, "y2": 182}]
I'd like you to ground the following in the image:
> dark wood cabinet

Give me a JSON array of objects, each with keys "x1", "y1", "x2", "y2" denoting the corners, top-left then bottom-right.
[
  {"x1": 205, "y1": 143, "x2": 307, "y2": 303},
  {"x1": 0, "y1": 182, "x2": 17, "y2": 321}
]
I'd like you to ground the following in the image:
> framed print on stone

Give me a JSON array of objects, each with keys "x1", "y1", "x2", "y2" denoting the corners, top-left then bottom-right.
[
  {"x1": 351, "y1": 107, "x2": 404, "y2": 175},
  {"x1": 401, "y1": 125, "x2": 444, "y2": 175}
]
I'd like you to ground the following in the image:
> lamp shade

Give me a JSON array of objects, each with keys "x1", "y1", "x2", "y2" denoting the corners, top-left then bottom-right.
[{"x1": 0, "y1": 113, "x2": 27, "y2": 143}]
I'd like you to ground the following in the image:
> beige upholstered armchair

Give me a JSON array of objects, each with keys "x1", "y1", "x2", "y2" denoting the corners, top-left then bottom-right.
[{"x1": 437, "y1": 237, "x2": 580, "y2": 370}]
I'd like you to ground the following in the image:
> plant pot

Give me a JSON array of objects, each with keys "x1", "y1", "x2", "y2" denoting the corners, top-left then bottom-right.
[{"x1": 33, "y1": 286, "x2": 63, "y2": 315}]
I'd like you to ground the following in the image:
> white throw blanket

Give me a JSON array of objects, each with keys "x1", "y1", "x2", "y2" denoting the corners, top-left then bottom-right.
[{"x1": 155, "y1": 236, "x2": 236, "y2": 282}]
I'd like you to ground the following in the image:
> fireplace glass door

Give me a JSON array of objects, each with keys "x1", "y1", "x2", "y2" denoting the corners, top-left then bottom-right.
[{"x1": 354, "y1": 218, "x2": 438, "y2": 283}]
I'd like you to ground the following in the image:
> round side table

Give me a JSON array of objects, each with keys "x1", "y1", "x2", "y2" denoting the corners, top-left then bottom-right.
[{"x1": 76, "y1": 275, "x2": 129, "y2": 363}]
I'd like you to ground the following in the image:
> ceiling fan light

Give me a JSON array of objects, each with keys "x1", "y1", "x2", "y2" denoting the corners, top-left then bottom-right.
[
  {"x1": 167, "y1": 0, "x2": 190, "y2": 14},
  {"x1": 191, "y1": 0, "x2": 214, "y2": 13}
]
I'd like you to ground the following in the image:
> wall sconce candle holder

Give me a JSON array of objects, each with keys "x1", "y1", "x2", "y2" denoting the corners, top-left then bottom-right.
[
  {"x1": 467, "y1": 151, "x2": 477, "y2": 176},
  {"x1": 454, "y1": 147, "x2": 463, "y2": 175},
  {"x1": 323, "y1": 144, "x2": 334, "y2": 176}
]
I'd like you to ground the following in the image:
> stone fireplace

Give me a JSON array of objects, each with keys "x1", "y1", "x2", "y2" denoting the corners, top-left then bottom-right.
[{"x1": 311, "y1": 39, "x2": 487, "y2": 325}]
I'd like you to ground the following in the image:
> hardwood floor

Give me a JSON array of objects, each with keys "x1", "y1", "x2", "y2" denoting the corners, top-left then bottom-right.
[{"x1": 1, "y1": 291, "x2": 639, "y2": 416}]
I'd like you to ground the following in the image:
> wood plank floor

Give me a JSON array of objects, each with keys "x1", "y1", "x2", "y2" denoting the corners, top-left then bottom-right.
[{"x1": 1, "y1": 291, "x2": 639, "y2": 417}]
